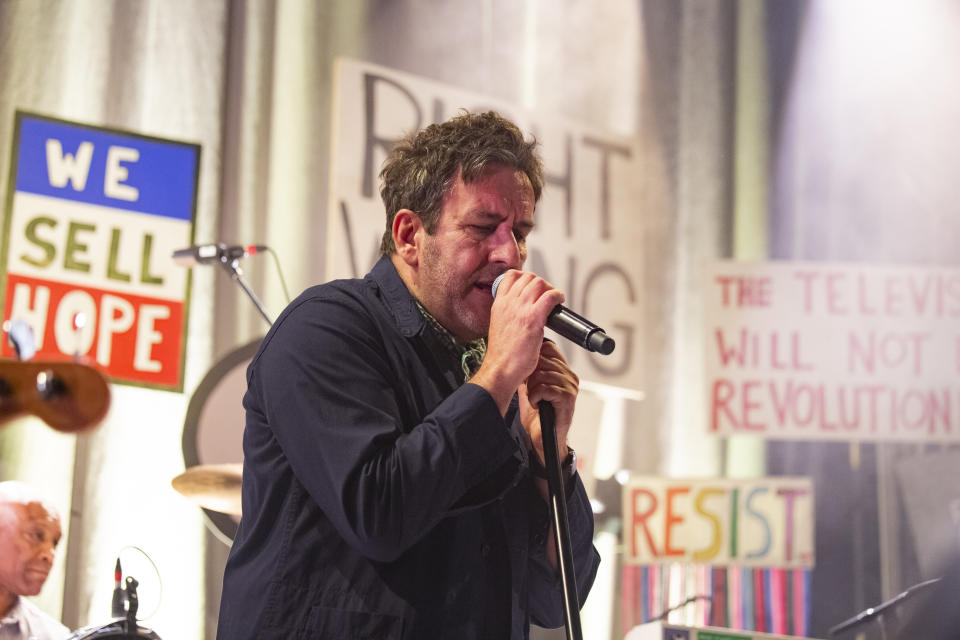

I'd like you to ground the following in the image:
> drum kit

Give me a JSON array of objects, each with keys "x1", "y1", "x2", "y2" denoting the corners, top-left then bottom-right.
[
  {"x1": 0, "y1": 319, "x2": 241, "y2": 639},
  {"x1": 61, "y1": 560, "x2": 163, "y2": 639},
  {"x1": 66, "y1": 621, "x2": 163, "y2": 639},
  {"x1": 55, "y1": 463, "x2": 241, "y2": 640},
  {"x1": 0, "y1": 357, "x2": 167, "y2": 638},
  {"x1": 66, "y1": 588, "x2": 163, "y2": 639}
]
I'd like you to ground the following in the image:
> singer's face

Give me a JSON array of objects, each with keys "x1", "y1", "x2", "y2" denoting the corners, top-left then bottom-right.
[
  {"x1": 416, "y1": 165, "x2": 535, "y2": 342},
  {"x1": 0, "y1": 501, "x2": 61, "y2": 598}
]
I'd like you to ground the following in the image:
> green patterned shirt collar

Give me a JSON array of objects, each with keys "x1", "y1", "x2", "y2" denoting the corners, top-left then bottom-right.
[{"x1": 415, "y1": 301, "x2": 486, "y2": 380}]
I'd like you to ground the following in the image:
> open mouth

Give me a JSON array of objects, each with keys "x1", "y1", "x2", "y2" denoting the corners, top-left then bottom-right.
[{"x1": 474, "y1": 281, "x2": 494, "y2": 295}]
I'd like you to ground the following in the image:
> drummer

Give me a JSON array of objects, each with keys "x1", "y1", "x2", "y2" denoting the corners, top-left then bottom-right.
[{"x1": 0, "y1": 481, "x2": 69, "y2": 640}]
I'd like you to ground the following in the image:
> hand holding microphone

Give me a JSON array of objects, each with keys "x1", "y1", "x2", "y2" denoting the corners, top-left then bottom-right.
[
  {"x1": 492, "y1": 272, "x2": 615, "y2": 355},
  {"x1": 470, "y1": 271, "x2": 565, "y2": 414},
  {"x1": 471, "y1": 270, "x2": 614, "y2": 416}
]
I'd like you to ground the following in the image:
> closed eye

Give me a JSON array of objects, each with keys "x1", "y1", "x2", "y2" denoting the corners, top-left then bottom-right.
[
  {"x1": 468, "y1": 225, "x2": 497, "y2": 237},
  {"x1": 26, "y1": 527, "x2": 59, "y2": 547}
]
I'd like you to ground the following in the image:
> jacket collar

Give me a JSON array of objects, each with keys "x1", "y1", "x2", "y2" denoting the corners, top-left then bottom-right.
[{"x1": 367, "y1": 255, "x2": 425, "y2": 338}]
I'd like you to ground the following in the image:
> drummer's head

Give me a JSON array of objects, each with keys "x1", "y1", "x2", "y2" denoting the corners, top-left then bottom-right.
[{"x1": 0, "y1": 481, "x2": 62, "y2": 605}]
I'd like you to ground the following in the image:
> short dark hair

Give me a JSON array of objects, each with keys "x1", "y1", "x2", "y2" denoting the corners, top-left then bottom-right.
[{"x1": 379, "y1": 110, "x2": 543, "y2": 254}]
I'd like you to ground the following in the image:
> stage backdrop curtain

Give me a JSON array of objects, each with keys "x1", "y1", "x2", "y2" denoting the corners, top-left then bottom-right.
[
  {"x1": 0, "y1": 1, "x2": 742, "y2": 638},
  {"x1": 0, "y1": 1, "x2": 227, "y2": 637},
  {"x1": 766, "y1": 1, "x2": 960, "y2": 635}
]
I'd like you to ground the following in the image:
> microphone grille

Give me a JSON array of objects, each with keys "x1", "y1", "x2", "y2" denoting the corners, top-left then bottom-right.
[{"x1": 491, "y1": 273, "x2": 506, "y2": 299}]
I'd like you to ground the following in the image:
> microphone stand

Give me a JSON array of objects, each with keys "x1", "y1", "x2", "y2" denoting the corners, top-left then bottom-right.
[
  {"x1": 539, "y1": 401, "x2": 583, "y2": 640},
  {"x1": 219, "y1": 257, "x2": 274, "y2": 326},
  {"x1": 123, "y1": 576, "x2": 140, "y2": 638},
  {"x1": 828, "y1": 577, "x2": 940, "y2": 639}
]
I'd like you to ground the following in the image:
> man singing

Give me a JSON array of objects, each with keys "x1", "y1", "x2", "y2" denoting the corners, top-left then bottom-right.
[{"x1": 218, "y1": 110, "x2": 600, "y2": 639}]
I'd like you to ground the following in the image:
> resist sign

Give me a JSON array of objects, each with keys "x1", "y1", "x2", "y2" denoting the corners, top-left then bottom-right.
[
  {"x1": 1, "y1": 113, "x2": 198, "y2": 389},
  {"x1": 623, "y1": 476, "x2": 814, "y2": 568},
  {"x1": 705, "y1": 261, "x2": 960, "y2": 442}
]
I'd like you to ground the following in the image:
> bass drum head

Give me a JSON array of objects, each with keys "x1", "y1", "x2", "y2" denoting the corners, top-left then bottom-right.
[
  {"x1": 67, "y1": 620, "x2": 162, "y2": 639},
  {"x1": 181, "y1": 337, "x2": 262, "y2": 542}
]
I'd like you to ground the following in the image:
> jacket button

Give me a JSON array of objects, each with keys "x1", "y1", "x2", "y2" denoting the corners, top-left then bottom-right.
[{"x1": 481, "y1": 543, "x2": 491, "y2": 557}]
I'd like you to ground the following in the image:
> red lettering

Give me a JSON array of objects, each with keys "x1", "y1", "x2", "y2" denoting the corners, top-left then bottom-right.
[
  {"x1": 861, "y1": 385, "x2": 884, "y2": 432},
  {"x1": 664, "y1": 487, "x2": 690, "y2": 557},
  {"x1": 907, "y1": 273, "x2": 935, "y2": 315},
  {"x1": 901, "y1": 390, "x2": 928, "y2": 431},
  {"x1": 930, "y1": 390, "x2": 951, "y2": 434},
  {"x1": 711, "y1": 379, "x2": 738, "y2": 431},
  {"x1": 837, "y1": 386, "x2": 861, "y2": 431},
  {"x1": 885, "y1": 275, "x2": 904, "y2": 315},
  {"x1": 715, "y1": 276, "x2": 736, "y2": 307},
  {"x1": 794, "y1": 271, "x2": 818, "y2": 314},
  {"x1": 713, "y1": 276, "x2": 772, "y2": 307},
  {"x1": 816, "y1": 386, "x2": 837, "y2": 431},
  {"x1": 826, "y1": 272, "x2": 847, "y2": 314},
  {"x1": 715, "y1": 328, "x2": 747, "y2": 367},
  {"x1": 848, "y1": 332, "x2": 876, "y2": 373},
  {"x1": 792, "y1": 385, "x2": 816, "y2": 427},
  {"x1": 756, "y1": 278, "x2": 772, "y2": 306},
  {"x1": 771, "y1": 331, "x2": 814, "y2": 371},
  {"x1": 769, "y1": 380, "x2": 791, "y2": 426},
  {"x1": 742, "y1": 381, "x2": 765, "y2": 430},
  {"x1": 631, "y1": 488, "x2": 659, "y2": 559}
]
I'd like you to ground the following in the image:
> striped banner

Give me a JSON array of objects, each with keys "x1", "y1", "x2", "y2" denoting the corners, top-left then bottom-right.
[{"x1": 621, "y1": 564, "x2": 812, "y2": 636}]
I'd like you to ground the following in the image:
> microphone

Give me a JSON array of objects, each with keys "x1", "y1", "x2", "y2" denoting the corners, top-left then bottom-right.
[
  {"x1": 111, "y1": 557, "x2": 125, "y2": 618},
  {"x1": 171, "y1": 243, "x2": 267, "y2": 267},
  {"x1": 492, "y1": 274, "x2": 615, "y2": 355}
]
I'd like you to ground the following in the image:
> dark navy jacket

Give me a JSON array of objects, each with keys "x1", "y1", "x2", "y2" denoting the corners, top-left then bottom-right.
[{"x1": 216, "y1": 257, "x2": 600, "y2": 639}]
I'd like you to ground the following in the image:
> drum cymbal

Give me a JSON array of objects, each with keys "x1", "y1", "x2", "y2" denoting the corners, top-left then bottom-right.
[{"x1": 171, "y1": 463, "x2": 243, "y2": 516}]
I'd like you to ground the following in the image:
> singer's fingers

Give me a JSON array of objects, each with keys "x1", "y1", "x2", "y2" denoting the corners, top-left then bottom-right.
[
  {"x1": 530, "y1": 342, "x2": 576, "y2": 376},
  {"x1": 537, "y1": 340, "x2": 567, "y2": 364},
  {"x1": 491, "y1": 269, "x2": 528, "y2": 299},
  {"x1": 525, "y1": 382, "x2": 578, "y2": 412},
  {"x1": 482, "y1": 270, "x2": 568, "y2": 403},
  {"x1": 506, "y1": 273, "x2": 547, "y2": 305},
  {"x1": 526, "y1": 370, "x2": 578, "y2": 397},
  {"x1": 491, "y1": 269, "x2": 521, "y2": 297},
  {"x1": 526, "y1": 379, "x2": 576, "y2": 401},
  {"x1": 494, "y1": 270, "x2": 564, "y2": 308},
  {"x1": 525, "y1": 357, "x2": 579, "y2": 404},
  {"x1": 527, "y1": 355, "x2": 578, "y2": 383}
]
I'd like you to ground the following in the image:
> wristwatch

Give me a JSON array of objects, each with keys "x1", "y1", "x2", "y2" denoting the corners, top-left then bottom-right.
[
  {"x1": 529, "y1": 447, "x2": 577, "y2": 482},
  {"x1": 562, "y1": 447, "x2": 577, "y2": 482}
]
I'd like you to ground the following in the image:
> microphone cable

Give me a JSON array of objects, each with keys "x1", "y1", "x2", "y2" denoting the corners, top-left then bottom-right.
[{"x1": 261, "y1": 246, "x2": 291, "y2": 304}]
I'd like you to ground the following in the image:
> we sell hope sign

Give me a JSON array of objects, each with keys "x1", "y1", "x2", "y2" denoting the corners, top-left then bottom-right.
[{"x1": 1, "y1": 113, "x2": 197, "y2": 389}]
